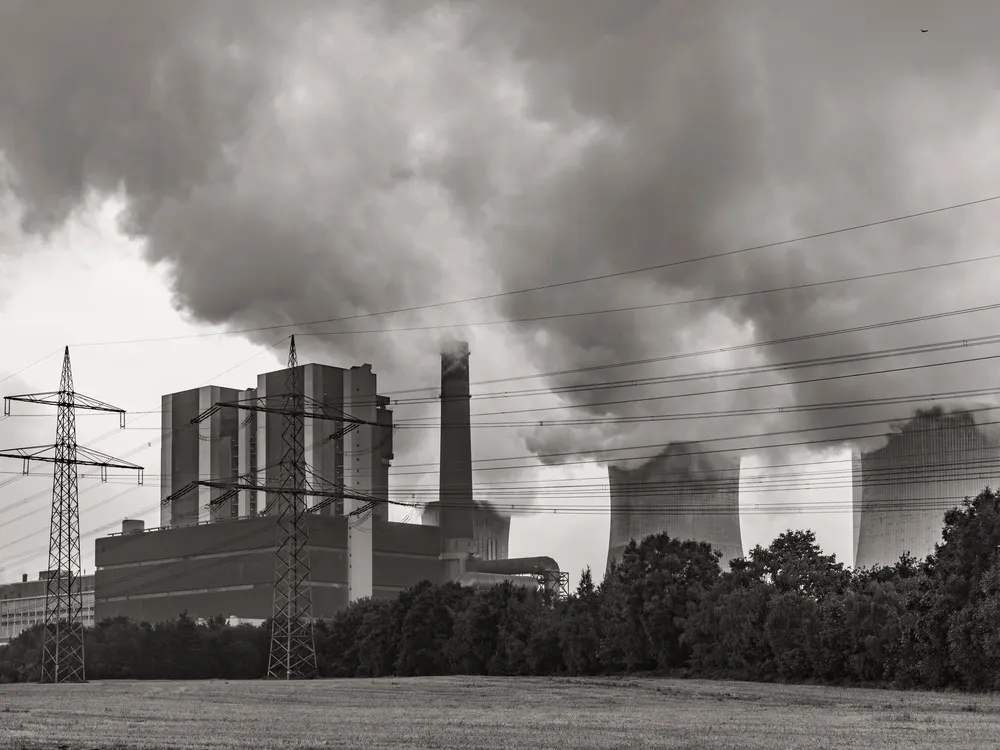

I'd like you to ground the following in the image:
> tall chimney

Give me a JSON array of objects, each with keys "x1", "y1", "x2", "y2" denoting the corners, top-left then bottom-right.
[{"x1": 439, "y1": 341, "x2": 476, "y2": 576}]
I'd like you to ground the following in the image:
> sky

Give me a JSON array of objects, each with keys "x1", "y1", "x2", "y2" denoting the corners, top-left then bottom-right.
[{"x1": 3, "y1": 1, "x2": 1000, "y2": 586}]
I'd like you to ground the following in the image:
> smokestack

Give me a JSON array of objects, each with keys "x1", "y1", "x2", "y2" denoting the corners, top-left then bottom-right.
[
  {"x1": 440, "y1": 341, "x2": 474, "y2": 539},
  {"x1": 439, "y1": 341, "x2": 476, "y2": 576}
]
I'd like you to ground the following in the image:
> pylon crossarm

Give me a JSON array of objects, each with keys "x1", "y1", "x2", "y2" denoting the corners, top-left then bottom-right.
[
  {"x1": 4, "y1": 391, "x2": 127, "y2": 427},
  {"x1": 213, "y1": 394, "x2": 379, "y2": 426},
  {"x1": 206, "y1": 390, "x2": 382, "y2": 427},
  {"x1": 0, "y1": 444, "x2": 56, "y2": 460},
  {"x1": 0, "y1": 444, "x2": 57, "y2": 475},
  {"x1": 75, "y1": 445, "x2": 143, "y2": 471},
  {"x1": 1, "y1": 445, "x2": 144, "y2": 483},
  {"x1": 195, "y1": 477, "x2": 344, "y2": 499}
]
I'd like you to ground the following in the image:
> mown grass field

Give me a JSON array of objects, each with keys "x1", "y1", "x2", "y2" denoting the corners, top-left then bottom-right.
[{"x1": 1, "y1": 676, "x2": 999, "y2": 749}]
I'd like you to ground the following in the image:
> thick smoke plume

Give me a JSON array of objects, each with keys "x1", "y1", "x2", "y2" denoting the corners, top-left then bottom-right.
[
  {"x1": 2, "y1": 1, "x2": 1000, "y2": 479},
  {"x1": 440, "y1": 339, "x2": 470, "y2": 378}
]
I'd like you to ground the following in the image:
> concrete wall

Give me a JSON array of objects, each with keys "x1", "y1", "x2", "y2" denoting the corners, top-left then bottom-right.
[
  {"x1": 606, "y1": 444, "x2": 743, "y2": 573},
  {"x1": 166, "y1": 388, "x2": 200, "y2": 527},
  {"x1": 853, "y1": 410, "x2": 1000, "y2": 569},
  {"x1": 94, "y1": 518, "x2": 439, "y2": 624},
  {"x1": 162, "y1": 386, "x2": 241, "y2": 527}
]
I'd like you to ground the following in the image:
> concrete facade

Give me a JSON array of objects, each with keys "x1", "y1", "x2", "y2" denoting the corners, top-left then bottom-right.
[
  {"x1": 160, "y1": 386, "x2": 243, "y2": 527},
  {"x1": 94, "y1": 517, "x2": 440, "y2": 624},
  {"x1": 0, "y1": 573, "x2": 96, "y2": 645},
  {"x1": 606, "y1": 444, "x2": 744, "y2": 573},
  {"x1": 852, "y1": 408, "x2": 1000, "y2": 569}
]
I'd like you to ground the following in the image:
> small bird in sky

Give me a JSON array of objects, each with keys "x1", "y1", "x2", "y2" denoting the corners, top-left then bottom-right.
[{"x1": 921, "y1": 29, "x2": 929, "y2": 33}]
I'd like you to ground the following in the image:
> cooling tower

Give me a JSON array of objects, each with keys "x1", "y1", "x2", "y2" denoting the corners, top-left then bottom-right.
[
  {"x1": 852, "y1": 408, "x2": 1000, "y2": 569},
  {"x1": 439, "y1": 341, "x2": 476, "y2": 555},
  {"x1": 606, "y1": 443, "x2": 743, "y2": 573}
]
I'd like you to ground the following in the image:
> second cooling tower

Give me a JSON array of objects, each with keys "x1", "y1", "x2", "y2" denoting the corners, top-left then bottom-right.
[
  {"x1": 853, "y1": 408, "x2": 1000, "y2": 569},
  {"x1": 606, "y1": 443, "x2": 743, "y2": 573}
]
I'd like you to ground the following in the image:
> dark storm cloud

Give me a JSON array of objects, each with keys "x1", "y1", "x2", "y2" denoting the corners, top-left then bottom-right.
[
  {"x1": 2, "y1": 0, "x2": 1000, "y2": 474},
  {"x1": 457, "y1": 0, "x2": 1000, "y2": 462}
]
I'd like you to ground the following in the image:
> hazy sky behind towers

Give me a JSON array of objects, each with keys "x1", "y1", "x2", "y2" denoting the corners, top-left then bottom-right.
[{"x1": 2, "y1": 1, "x2": 1000, "y2": 581}]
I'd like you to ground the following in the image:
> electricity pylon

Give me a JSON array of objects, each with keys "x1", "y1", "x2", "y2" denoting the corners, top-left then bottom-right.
[
  {"x1": 0, "y1": 347, "x2": 143, "y2": 683},
  {"x1": 161, "y1": 336, "x2": 385, "y2": 679},
  {"x1": 266, "y1": 336, "x2": 317, "y2": 679}
]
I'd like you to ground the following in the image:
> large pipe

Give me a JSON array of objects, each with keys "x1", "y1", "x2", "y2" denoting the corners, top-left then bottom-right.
[
  {"x1": 455, "y1": 571, "x2": 539, "y2": 591},
  {"x1": 439, "y1": 341, "x2": 474, "y2": 542},
  {"x1": 467, "y1": 556, "x2": 562, "y2": 592}
]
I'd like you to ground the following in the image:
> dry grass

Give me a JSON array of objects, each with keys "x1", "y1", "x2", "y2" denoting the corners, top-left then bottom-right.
[{"x1": 1, "y1": 676, "x2": 999, "y2": 749}]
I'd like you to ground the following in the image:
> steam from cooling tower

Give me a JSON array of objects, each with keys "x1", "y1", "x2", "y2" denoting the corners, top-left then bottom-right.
[{"x1": 2, "y1": 2, "x2": 1000, "y2": 473}]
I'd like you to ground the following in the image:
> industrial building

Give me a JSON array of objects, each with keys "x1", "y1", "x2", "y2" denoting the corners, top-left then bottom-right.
[
  {"x1": 92, "y1": 343, "x2": 565, "y2": 625},
  {"x1": 606, "y1": 443, "x2": 744, "y2": 573},
  {"x1": 0, "y1": 572, "x2": 95, "y2": 646},
  {"x1": 852, "y1": 407, "x2": 1000, "y2": 569},
  {"x1": 160, "y1": 363, "x2": 394, "y2": 527}
]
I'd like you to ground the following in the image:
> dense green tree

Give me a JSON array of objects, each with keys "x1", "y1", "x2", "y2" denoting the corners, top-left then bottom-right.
[
  {"x1": 8, "y1": 506, "x2": 1000, "y2": 691},
  {"x1": 684, "y1": 571, "x2": 771, "y2": 677},
  {"x1": 600, "y1": 533, "x2": 722, "y2": 671},
  {"x1": 354, "y1": 598, "x2": 400, "y2": 678},
  {"x1": 395, "y1": 582, "x2": 471, "y2": 676},
  {"x1": 559, "y1": 568, "x2": 603, "y2": 675}
]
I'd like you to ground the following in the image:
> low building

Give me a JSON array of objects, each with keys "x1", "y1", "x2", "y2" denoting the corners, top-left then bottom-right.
[
  {"x1": 0, "y1": 572, "x2": 96, "y2": 645},
  {"x1": 94, "y1": 517, "x2": 440, "y2": 624}
]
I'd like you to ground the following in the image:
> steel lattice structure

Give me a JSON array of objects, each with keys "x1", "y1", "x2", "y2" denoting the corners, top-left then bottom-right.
[
  {"x1": 161, "y1": 337, "x2": 385, "y2": 680},
  {"x1": 0, "y1": 347, "x2": 143, "y2": 683},
  {"x1": 267, "y1": 337, "x2": 317, "y2": 679}
]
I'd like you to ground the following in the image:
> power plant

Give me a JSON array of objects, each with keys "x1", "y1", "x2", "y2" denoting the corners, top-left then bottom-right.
[
  {"x1": 90, "y1": 341, "x2": 566, "y2": 626},
  {"x1": 4, "y1": 343, "x2": 1000, "y2": 649},
  {"x1": 606, "y1": 444, "x2": 743, "y2": 573}
]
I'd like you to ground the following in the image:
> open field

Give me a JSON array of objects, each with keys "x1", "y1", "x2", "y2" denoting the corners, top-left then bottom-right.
[{"x1": 2, "y1": 676, "x2": 1000, "y2": 749}]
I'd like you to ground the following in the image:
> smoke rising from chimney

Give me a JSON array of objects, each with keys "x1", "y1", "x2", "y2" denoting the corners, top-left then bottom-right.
[{"x1": 1, "y1": 1, "x2": 1000, "y2": 478}]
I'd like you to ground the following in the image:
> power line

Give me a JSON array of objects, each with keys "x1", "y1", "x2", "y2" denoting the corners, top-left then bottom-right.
[
  {"x1": 388, "y1": 414, "x2": 1000, "y2": 476},
  {"x1": 61, "y1": 192, "x2": 1000, "y2": 348},
  {"x1": 9, "y1": 300, "x2": 1000, "y2": 427},
  {"x1": 391, "y1": 333, "x2": 1000, "y2": 407},
  {"x1": 0, "y1": 348, "x2": 61, "y2": 385},
  {"x1": 385, "y1": 299, "x2": 1000, "y2": 396},
  {"x1": 293, "y1": 254, "x2": 1000, "y2": 338},
  {"x1": 29, "y1": 412, "x2": 1000, "y2": 488},
  {"x1": 453, "y1": 351, "x2": 1000, "y2": 420}
]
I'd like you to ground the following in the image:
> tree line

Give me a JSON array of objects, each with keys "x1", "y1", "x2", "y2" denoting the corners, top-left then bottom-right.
[{"x1": 5, "y1": 487, "x2": 1000, "y2": 689}]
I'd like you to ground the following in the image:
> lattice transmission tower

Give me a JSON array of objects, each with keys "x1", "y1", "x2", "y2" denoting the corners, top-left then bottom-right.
[
  {"x1": 162, "y1": 336, "x2": 386, "y2": 680},
  {"x1": 0, "y1": 347, "x2": 143, "y2": 683},
  {"x1": 267, "y1": 336, "x2": 316, "y2": 679}
]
